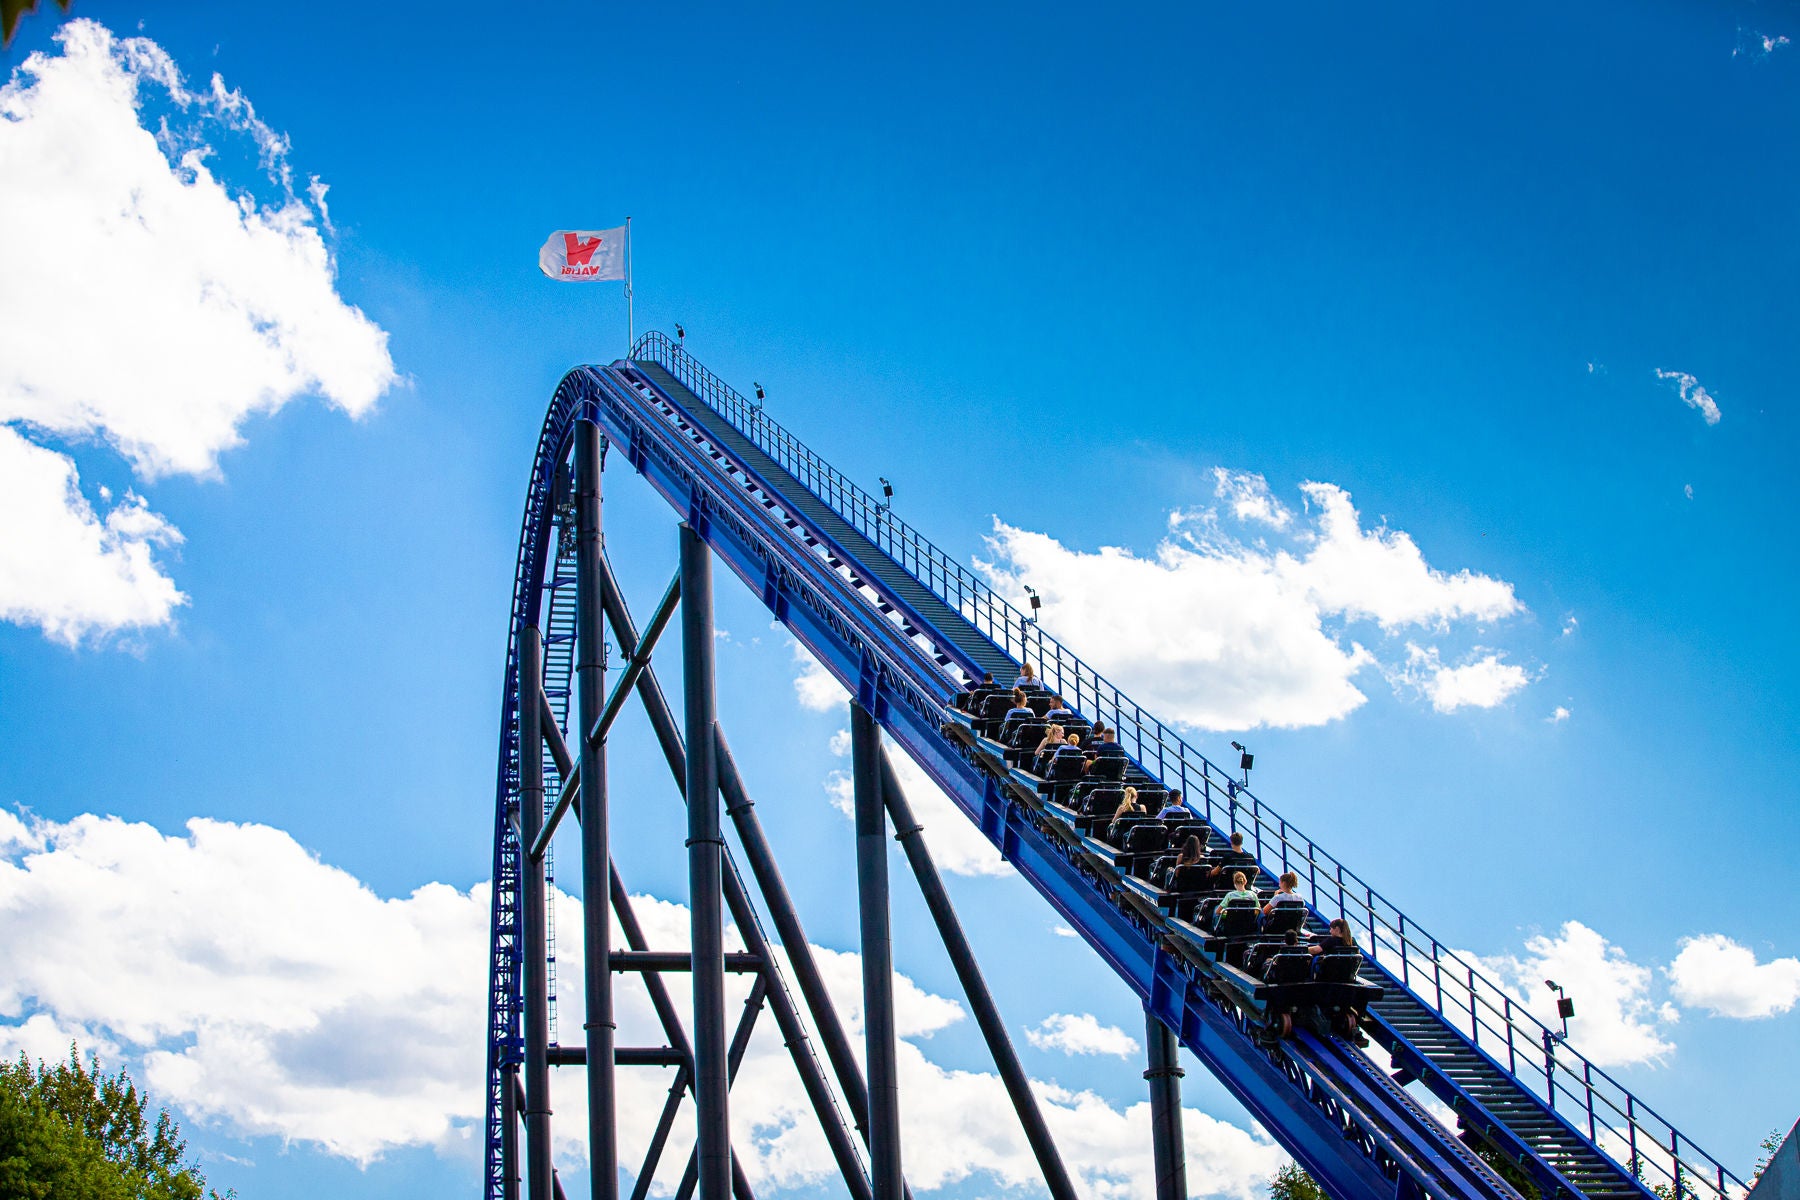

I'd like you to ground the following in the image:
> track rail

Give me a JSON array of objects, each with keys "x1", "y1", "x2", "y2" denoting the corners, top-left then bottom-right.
[
  {"x1": 624, "y1": 332, "x2": 1744, "y2": 1200},
  {"x1": 486, "y1": 337, "x2": 1744, "y2": 1200}
]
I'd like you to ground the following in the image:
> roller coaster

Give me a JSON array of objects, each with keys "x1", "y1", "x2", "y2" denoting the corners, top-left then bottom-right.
[{"x1": 484, "y1": 332, "x2": 1747, "y2": 1200}]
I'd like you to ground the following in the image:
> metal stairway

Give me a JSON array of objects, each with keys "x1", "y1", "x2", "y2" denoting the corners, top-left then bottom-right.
[{"x1": 493, "y1": 332, "x2": 1744, "y2": 1200}]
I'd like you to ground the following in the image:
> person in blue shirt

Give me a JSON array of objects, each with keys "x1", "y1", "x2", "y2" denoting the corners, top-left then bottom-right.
[
  {"x1": 1085, "y1": 727, "x2": 1123, "y2": 757},
  {"x1": 1048, "y1": 733, "x2": 1085, "y2": 776},
  {"x1": 1014, "y1": 663, "x2": 1043, "y2": 689},
  {"x1": 997, "y1": 691, "x2": 1035, "y2": 742},
  {"x1": 1155, "y1": 788, "x2": 1189, "y2": 821},
  {"x1": 1044, "y1": 695, "x2": 1074, "y2": 723}
]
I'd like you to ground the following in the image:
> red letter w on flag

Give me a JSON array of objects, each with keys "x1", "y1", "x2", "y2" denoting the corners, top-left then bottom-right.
[{"x1": 564, "y1": 233, "x2": 602, "y2": 266}]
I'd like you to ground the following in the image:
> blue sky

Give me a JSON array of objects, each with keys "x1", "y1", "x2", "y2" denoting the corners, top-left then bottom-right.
[{"x1": 1, "y1": 1, "x2": 1796, "y2": 1197}]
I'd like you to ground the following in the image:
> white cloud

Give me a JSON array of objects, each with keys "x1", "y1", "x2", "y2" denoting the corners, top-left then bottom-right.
[
  {"x1": 0, "y1": 21, "x2": 395, "y2": 643},
  {"x1": 1395, "y1": 644, "x2": 1531, "y2": 713},
  {"x1": 1210, "y1": 469, "x2": 1291, "y2": 529},
  {"x1": 826, "y1": 727, "x2": 1011, "y2": 879},
  {"x1": 0, "y1": 810, "x2": 1284, "y2": 1200},
  {"x1": 1684, "y1": 484, "x2": 1695, "y2": 500},
  {"x1": 1654, "y1": 369, "x2": 1722, "y2": 426},
  {"x1": 1025, "y1": 1013, "x2": 1140, "y2": 1058},
  {"x1": 1549, "y1": 706, "x2": 1571, "y2": 723},
  {"x1": 1668, "y1": 935, "x2": 1800, "y2": 1019},
  {"x1": 1734, "y1": 30, "x2": 1792, "y2": 58},
  {"x1": 1051, "y1": 924, "x2": 1079, "y2": 939},
  {"x1": 791, "y1": 639, "x2": 850, "y2": 712},
  {"x1": 0, "y1": 812, "x2": 487, "y2": 1161},
  {"x1": 0, "y1": 428, "x2": 188, "y2": 645},
  {"x1": 978, "y1": 521, "x2": 1373, "y2": 731},
  {"x1": 1562, "y1": 615, "x2": 1578, "y2": 637},
  {"x1": 1287, "y1": 483, "x2": 1521, "y2": 631},
  {"x1": 1476, "y1": 921, "x2": 1677, "y2": 1067},
  {"x1": 976, "y1": 477, "x2": 1523, "y2": 730}
]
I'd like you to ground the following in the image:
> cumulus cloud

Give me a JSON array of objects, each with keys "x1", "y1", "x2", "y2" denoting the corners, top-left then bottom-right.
[
  {"x1": 0, "y1": 812, "x2": 487, "y2": 1161},
  {"x1": 0, "y1": 20, "x2": 395, "y2": 643},
  {"x1": 1654, "y1": 369, "x2": 1722, "y2": 426},
  {"x1": 1476, "y1": 921, "x2": 1677, "y2": 1067},
  {"x1": 1549, "y1": 706, "x2": 1571, "y2": 723},
  {"x1": 0, "y1": 810, "x2": 1282, "y2": 1199},
  {"x1": 791, "y1": 638, "x2": 850, "y2": 712},
  {"x1": 825, "y1": 723, "x2": 1011, "y2": 879},
  {"x1": 0, "y1": 428, "x2": 187, "y2": 644},
  {"x1": 1211, "y1": 469, "x2": 1291, "y2": 529},
  {"x1": 975, "y1": 476, "x2": 1524, "y2": 730},
  {"x1": 1025, "y1": 1013, "x2": 1140, "y2": 1058},
  {"x1": 1394, "y1": 644, "x2": 1531, "y2": 713},
  {"x1": 1668, "y1": 935, "x2": 1800, "y2": 1019}
]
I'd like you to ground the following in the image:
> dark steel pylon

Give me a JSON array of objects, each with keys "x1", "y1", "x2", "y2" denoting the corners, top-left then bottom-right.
[{"x1": 488, "y1": 412, "x2": 1088, "y2": 1200}]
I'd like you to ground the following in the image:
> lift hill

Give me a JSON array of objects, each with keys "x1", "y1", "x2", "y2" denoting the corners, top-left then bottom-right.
[{"x1": 485, "y1": 331, "x2": 1745, "y2": 1200}]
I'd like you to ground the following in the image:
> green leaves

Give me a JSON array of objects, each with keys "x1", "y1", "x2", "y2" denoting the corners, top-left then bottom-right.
[
  {"x1": 0, "y1": 1046, "x2": 226, "y2": 1200},
  {"x1": 1, "y1": 1, "x2": 72, "y2": 51}
]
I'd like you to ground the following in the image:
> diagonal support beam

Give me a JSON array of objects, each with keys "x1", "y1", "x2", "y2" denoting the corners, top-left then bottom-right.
[
  {"x1": 598, "y1": 552, "x2": 874, "y2": 1200},
  {"x1": 629, "y1": 1065, "x2": 689, "y2": 1200},
  {"x1": 675, "y1": 977, "x2": 770, "y2": 1200},
  {"x1": 877, "y1": 748, "x2": 1079, "y2": 1200},
  {"x1": 532, "y1": 570, "x2": 679, "y2": 864},
  {"x1": 590, "y1": 569, "x2": 681, "y2": 747}
]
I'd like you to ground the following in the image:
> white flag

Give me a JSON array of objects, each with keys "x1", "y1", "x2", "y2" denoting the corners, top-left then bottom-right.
[{"x1": 539, "y1": 226, "x2": 627, "y2": 281}]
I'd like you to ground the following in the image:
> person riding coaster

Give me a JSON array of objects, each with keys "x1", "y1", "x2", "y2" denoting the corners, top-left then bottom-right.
[{"x1": 1240, "y1": 919, "x2": 1379, "y2": 1044}]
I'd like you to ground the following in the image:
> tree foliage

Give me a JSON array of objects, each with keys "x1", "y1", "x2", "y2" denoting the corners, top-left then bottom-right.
[
  {"x1": 0, "y1": 1046, "x2": 227, "y2": 1200},
  {"x1": 1269, "y1": 1160, "x2": 1327, "y2": 1200},
  {"x1": 1751, "y1": 1128, "x2": 1786, "y2": 1188},
  {"x1": 2, "y1": 0, "x2": 71, "y2": 50}
]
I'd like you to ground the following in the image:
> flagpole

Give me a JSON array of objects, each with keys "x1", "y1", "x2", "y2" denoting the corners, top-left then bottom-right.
[{"x1": 625, "y1": 216, "x2": 633, "y2": 355}]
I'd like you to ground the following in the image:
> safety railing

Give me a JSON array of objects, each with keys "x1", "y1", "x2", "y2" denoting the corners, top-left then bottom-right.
[{"x1": 627, "y1": 330, "x2": 1746, "y2": 1200}]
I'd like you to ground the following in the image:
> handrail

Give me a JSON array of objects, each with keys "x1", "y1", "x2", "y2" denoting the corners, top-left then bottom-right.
[{"x1": 628, "y1": 329, "x2": 1747, "y2": 1200}]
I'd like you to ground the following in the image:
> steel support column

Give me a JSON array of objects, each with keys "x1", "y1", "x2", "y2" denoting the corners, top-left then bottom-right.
[
  {"x1": 877, "y1": 750, "x2": 1077, "y2": 1200},
  {"x1": 519, "y1": 626, "x2": 554, "y2": 1200},
  {"x1": 502, "y1": 1064, "x2": 520, "y2": 1200},
  {"x1": 1145, "y1": 1012, "x2": 1187, "y2": 1200},
  {"x1": 575, "y1": 421, "x2": 618, "y2": 1198},
  {"x1": 852, "y1": 703, "x2": 903, "y2": 1200},
  {"x1": 600, "y1": 554, "x2": 871, "y2": 1200},
  {"x1": 680, "y1": 522, "x2": 731, "y2": 1199}
]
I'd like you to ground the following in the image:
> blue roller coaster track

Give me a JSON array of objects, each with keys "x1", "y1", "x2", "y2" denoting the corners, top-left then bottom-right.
[{"x1": 485, "y1": 332, "x2": 1747, "y2": 1200}]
